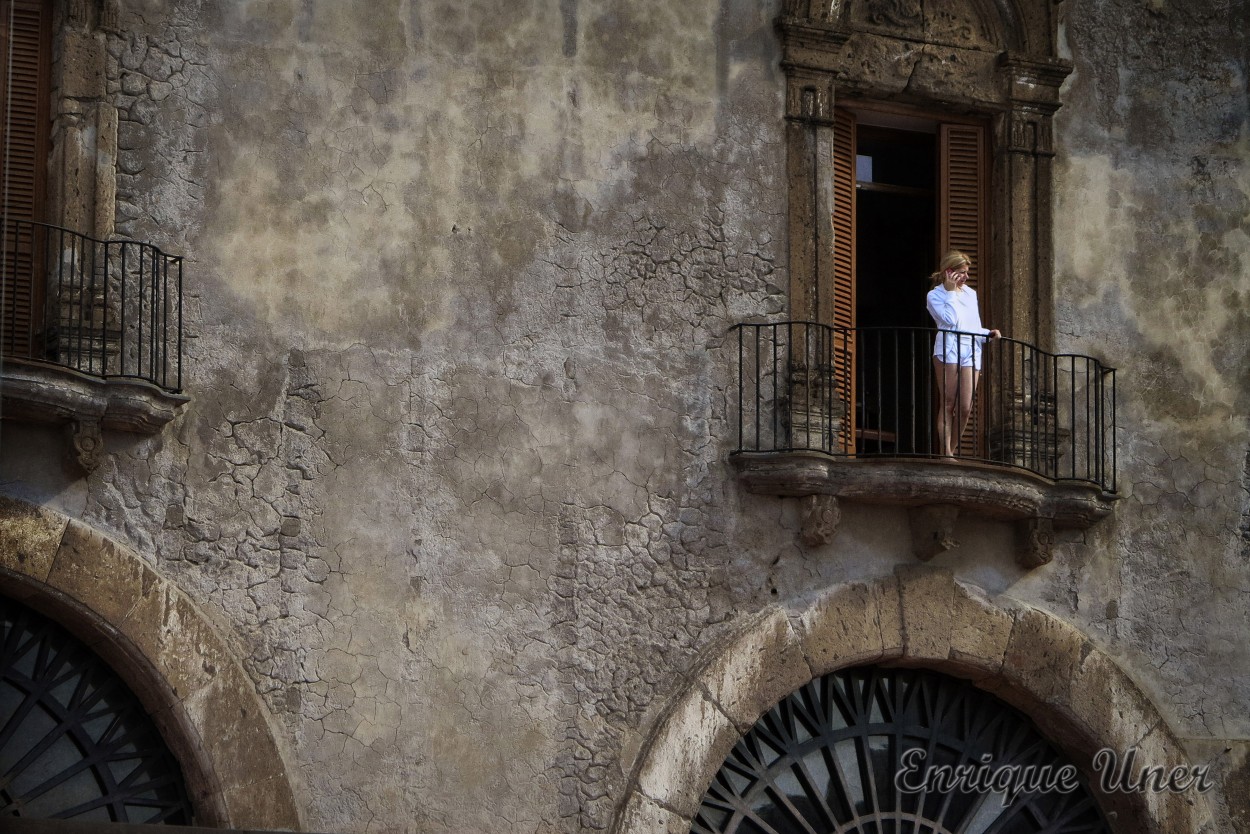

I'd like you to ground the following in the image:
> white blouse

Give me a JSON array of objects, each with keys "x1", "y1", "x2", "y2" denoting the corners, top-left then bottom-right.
[{"x1": 926, "y1": 285, "x2": 990, "y2": 370}]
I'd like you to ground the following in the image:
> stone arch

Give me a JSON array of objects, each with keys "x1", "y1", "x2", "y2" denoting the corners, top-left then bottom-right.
[
  {"x1": 987, "y1": 0, "x2": 1027, "y2": 52},
  {"x1": 0, "y1": 496, "x2": 303, "y2": 829},
  {"x1": 611, "y1": 566, "x2": 1213, "y2": 834}
]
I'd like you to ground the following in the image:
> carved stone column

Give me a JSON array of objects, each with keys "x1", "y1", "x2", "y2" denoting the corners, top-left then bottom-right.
[
  {"x1": 986, "y1": 351, "x2": 1068, "y2": 475},
  {"x1": 987, "y1": 56, "x2": 1072, "y2": 474},
  {"x1": 100, "y1": 0, "x2": 121, "y2": 34},
  {"x1": 783, "y1": 66, "x2": 838, "y2": 324},
  {"x1": 50, "y1": 0, "x2": 120, "y2": 241},
  {"x1": 784, "y1": 360, "x2": 844, "y2": 452},
  {"x1": 988, "y1": 393, "x2": 1064, "y2": 476},
  {"x1": 992, "y1": 55, "x2": 1072, "y2": 353}
]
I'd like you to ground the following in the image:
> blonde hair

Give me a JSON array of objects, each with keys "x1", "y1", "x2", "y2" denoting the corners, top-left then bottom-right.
[{"x1": 930, "y1": 250, "x2": 971, "y2": 287}]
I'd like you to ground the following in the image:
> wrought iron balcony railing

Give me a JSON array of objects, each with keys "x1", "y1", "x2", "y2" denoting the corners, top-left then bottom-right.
[
  {"x1": 1, "y1": 219, "x2": 183, "y2": 393},
  {"x1": 731, "y1": 321, "x2": 1117, "y2": 493}
]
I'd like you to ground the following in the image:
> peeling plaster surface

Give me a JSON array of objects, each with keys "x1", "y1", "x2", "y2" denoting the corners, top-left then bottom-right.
[{"x1": 1, "y1": 0, "x2": 1249, "y2": 832}]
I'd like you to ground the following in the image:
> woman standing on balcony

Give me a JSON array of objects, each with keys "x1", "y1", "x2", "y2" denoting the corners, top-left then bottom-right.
[{"x1": 926, "y1": 251, "x2": 1001, "y2": 459}]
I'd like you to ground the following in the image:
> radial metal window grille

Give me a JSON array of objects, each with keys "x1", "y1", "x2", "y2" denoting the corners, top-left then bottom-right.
[
  {"x1": 693, "y1": 666, "x2": 1112, "y2": 834},
  {"x1": 1, "y1": 596, "x2": 193, "y2": 824}
]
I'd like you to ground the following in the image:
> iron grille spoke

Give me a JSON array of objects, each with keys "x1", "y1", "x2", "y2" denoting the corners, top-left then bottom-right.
[{"x1": 791, "y1": 751, "x2": 841, "y2": 831}]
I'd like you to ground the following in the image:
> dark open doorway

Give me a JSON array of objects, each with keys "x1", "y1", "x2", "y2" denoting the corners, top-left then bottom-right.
[{"x1": 853, "y1": 119, "x2": 937, "y2": 455}]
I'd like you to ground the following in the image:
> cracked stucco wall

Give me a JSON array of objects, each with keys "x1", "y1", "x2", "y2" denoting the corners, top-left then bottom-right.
[
  {"x1": 1051, "y1": 0, "x2": 1250, "y2": 752},
  {"x1": 15, "y1": 0, "x2": 791, "y2": 830},
  {"x1": 1043, "y1": 0, "x2": 1250, "y2": 827},
  {"x1": 1, "y1": 0, "x2": 1249, "y2": 832}
]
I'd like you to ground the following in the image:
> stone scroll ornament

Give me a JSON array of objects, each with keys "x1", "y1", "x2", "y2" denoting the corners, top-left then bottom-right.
[
  {"x1": 67, "y1": 418, "x2": 104, "y2": 473},
  {"x1": 799, "y1": 494, "x2": 840, "y2": 547}
]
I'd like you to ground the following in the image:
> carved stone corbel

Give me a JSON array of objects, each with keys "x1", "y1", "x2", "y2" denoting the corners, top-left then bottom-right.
[
  {"x1": 798, "y1": 494, "x2": 840, "y2": 547},
  {"x1": 66, "y1": 418, "x2": 104, "y2": 473},
  {"x1": 1016, "y1": 517, "x2": 1055, "y2": 568},
  {"x1": 908, "y1": 505, "x2": 960, "y2": 561}
]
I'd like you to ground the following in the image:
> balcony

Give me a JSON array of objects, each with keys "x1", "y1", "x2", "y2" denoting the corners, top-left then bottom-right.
[
  {"x1": 1, "y1": 220, "x2": 188, "y2": 472},
  {"x1": 730, "y1": 321, "x2": 1118, "y2": 566}
]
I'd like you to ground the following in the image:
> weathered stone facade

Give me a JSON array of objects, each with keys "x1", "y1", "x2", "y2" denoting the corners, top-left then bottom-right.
[{"x1": 1, "y1": 0, "x2": 1248, "y2": 832}]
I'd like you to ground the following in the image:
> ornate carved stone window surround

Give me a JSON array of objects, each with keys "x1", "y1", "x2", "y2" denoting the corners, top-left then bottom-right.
[{"x1": 731, "y1": 0, "x2": 1118, "y2": 566}]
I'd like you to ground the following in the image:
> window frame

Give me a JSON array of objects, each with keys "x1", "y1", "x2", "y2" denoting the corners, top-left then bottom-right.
[
  {"x1": 830, "y1": 100, "x2": 993, "y2": 456},
  {"x1": 778, "y1": 0, "x2": 1073, "y2": 354}
]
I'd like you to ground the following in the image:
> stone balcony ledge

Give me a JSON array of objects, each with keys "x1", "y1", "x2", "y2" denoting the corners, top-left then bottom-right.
[
  {"x1": 1, "y1": 357, "x2": 189, "y2": 472},
  {"x1": 731, "y1": 451, "x2": 1117, "y2": 568}
]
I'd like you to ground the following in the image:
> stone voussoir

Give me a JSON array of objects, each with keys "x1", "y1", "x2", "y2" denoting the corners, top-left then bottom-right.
[
  {"x1": 45, "y1": 518, "x2": 153, "y2": 630},
  {"x1": 697, "y1": 606, "x2": 814, "y2": 734},
  {"x1": 986, "y1": 605, "x2": 1087, "y2": 718},
  {"x1": 792, "y1": 572, "x2": 904, "y2": 677},
  {"x1": 633, "y1": 685, "x2": 741, "y2": 821},
  {"x1": 894, "y1": 564, "x2": 956, "y2": 663},
  {"x1": 0, "y1": 495, "x2": 70, "y2": 583},
  {"x1": 946, "y1": 580, "x2": 1016, "y2": 674}
]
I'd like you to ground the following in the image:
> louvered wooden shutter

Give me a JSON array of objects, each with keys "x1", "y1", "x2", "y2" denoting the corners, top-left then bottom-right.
[
  {"x1": 0, "y1": 0, "x2": 50, "y2": 359},
  {"x1": 939, "y1": 123, "x2": 987, "y2": 296},
  {"x1": 831, "y1": 108, "x2": 856, "y2": 452},
  {"x1": 939, "y1": 122, "x2": 988, "y2": 457}
]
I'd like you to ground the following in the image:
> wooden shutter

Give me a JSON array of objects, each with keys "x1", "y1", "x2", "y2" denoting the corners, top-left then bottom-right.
[
  {"x1": 939, "y1": 123, "x2": 987, "y2": 295},
  {"x1": 0, "y1": 0, "x2": 50, "y2": 359},
  {"x1": 939, "y1": 122, "x2": 989, "y2": 457},
  {"x1": 831, "y1": 107, "x2": 856, "y2": 452}
]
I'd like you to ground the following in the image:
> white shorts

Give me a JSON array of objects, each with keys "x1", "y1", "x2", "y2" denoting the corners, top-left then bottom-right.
[{"x1": 933, "y1": 331, "x2": 984, "y2": 371}]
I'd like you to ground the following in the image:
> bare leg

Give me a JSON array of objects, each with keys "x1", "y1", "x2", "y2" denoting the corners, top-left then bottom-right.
[
  {"x1": 935, "y1": 361, "x2": 980, "y2": 458},
  {"x1": 933, "y1": 357, "x2": 959, "y2": 458},
  {"x1": 955, "y1": 367, "x2": 980, "y2": 445}
]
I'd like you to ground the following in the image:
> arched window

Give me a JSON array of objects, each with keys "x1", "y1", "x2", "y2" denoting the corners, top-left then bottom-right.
[
  {"x1": 693, "y1": 666, "x2": 1111, "y2": 834},
  {"x1": 1, "y1": 595, "x2": 193, "y2": 823}
]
